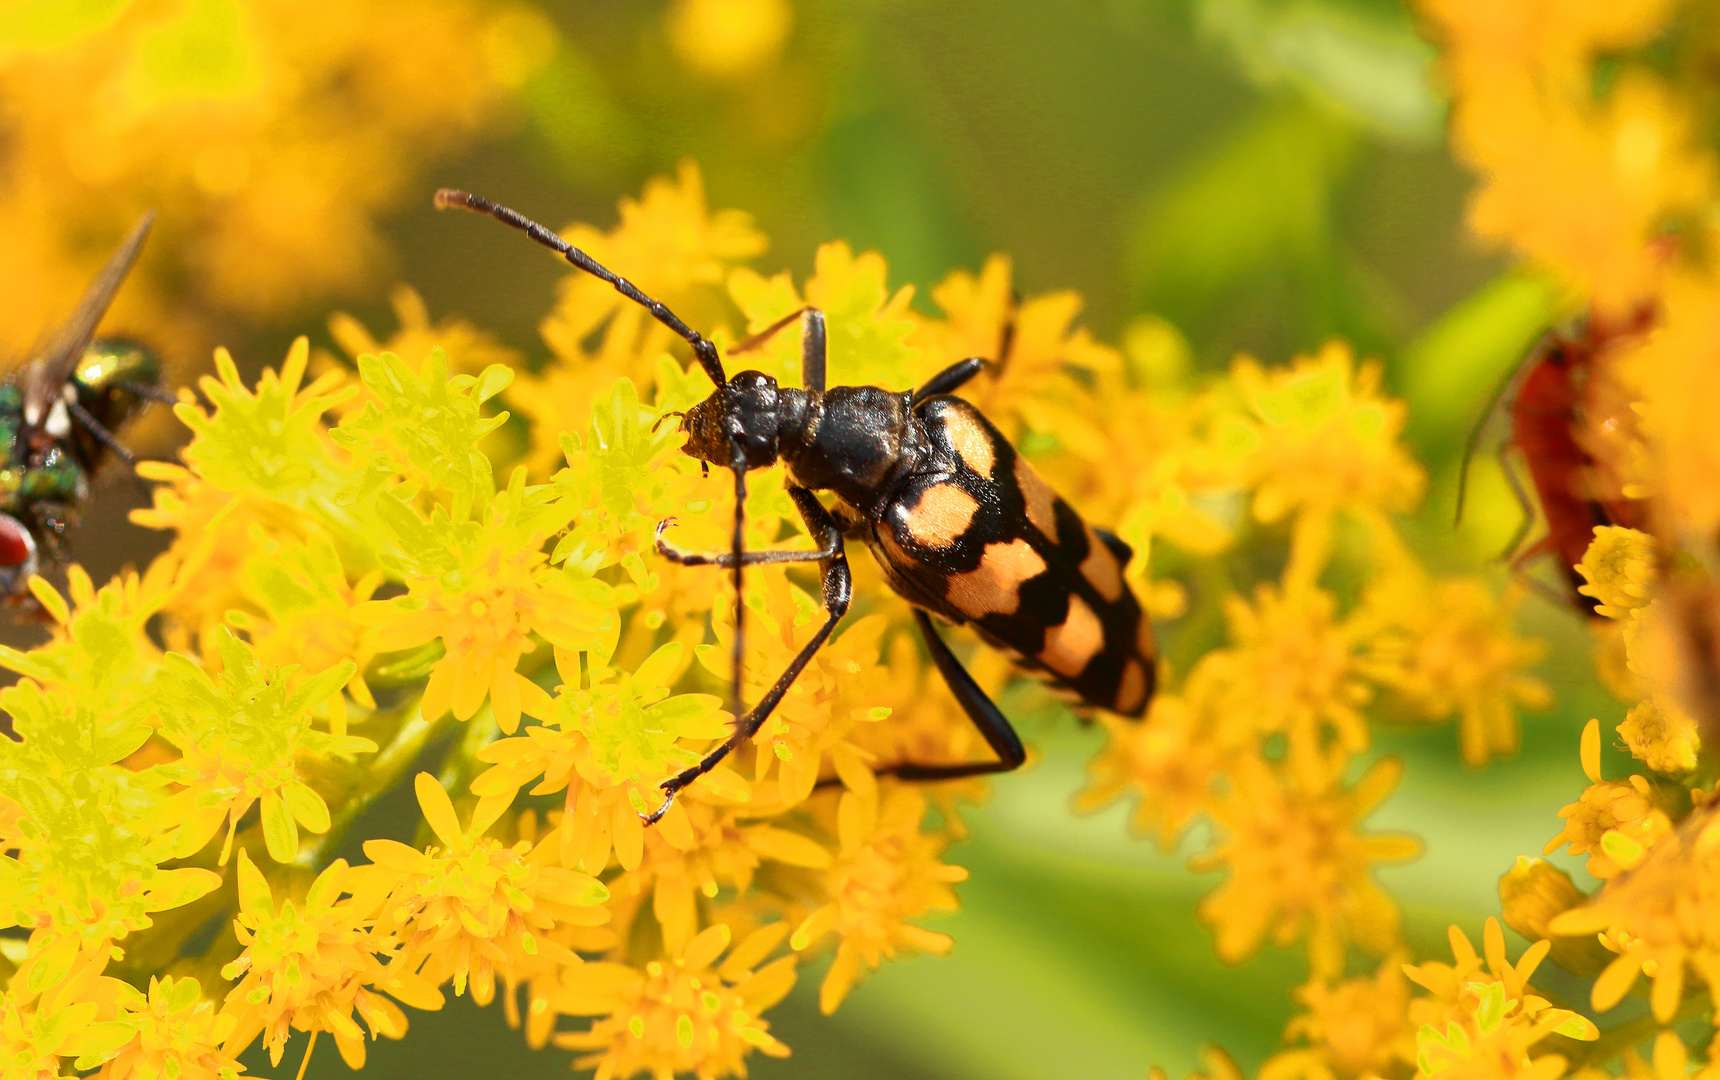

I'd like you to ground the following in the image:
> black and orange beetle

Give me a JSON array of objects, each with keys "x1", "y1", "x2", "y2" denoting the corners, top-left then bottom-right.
[{"x1": 435, "y1": 190, "x2": 1157, "y2": 822}]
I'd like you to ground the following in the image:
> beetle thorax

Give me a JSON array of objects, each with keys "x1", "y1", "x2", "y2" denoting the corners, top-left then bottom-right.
[{"x1": 779, "y1": 385, "x2": 916, "y2": 509}]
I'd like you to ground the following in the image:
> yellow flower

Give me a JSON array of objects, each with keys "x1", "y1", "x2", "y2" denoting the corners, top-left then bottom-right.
[
  {"x1": 219, "y1": 852, "x2": 437, "y2": 1069},
  {"x1": 1261, "y1": 956, "x2": 1416, "y2": 1080},
  {"x1": 1576, "y1": 527, "x2": 1658, "y2": 620},
  {"x1": 1550, "y1": 805, "x2": 1720, "y2": 1025},
  {"x1": 1192, "y1": 753, "x2": 1420, "y2": 978},
  {"x1": 1203, "y1": 583, "x2": 1378, "y2": 768},
  {"x1": 1413, "y1": 978, "x2": 1594, "y2": 1080},
  {"x1": 1074, "y1": 692, "x2": 1224, "y2": 850},
  {"x1": 472, "y1": 641, "x2": 732, "y2": 874},
  {"x1": 361, "y1": 775, "x2": 608, "y2": 1006},
  {"x1": 0, "y1": 562, "x2": 173, "y2": 722},
  {"x1": 1404, "y1": 918, "x2": 1597, "y2": 1080},
  {"x1": 134, "y1": 339, "x2": 365, "y2": 650},
  {"x1": 697, "y1": 576, "x2": 894, "y2": 805},
  {"x1": 225, "y1": 535, "x2": 385, "y2": 725},
  {"x1": 666, "y1": 0, "x2": 793, "y2": 79},
  {"x1": 148, "y1": 627, "x2": 368, "y2": 864},
  {"x1": 354, "y1": 480, "x2": 611, "y2": 736},
  {"x1": 1618, "y1": 698, "x2": 1699, "y2": 775},
  {"x1": 790, "y1": 779, "x2": 969, "y2": 1013},
  {"x1": 96, "y1": 976, "x2": 243, "y2": 1080},
  {"x1": 1543, "y1": 719, "x2": 1673, "y2": 879},
  {"x1": 0, "y1": 0, "x2": 550, "y2": 374},
  {"x1": 1623, "y1": 274, "x2": 1720, "y2": 543},
  {"x1": 1369, "y1": 574, "x2": 1552, "y2": 765},
  {"x1": 0, "y1": 945, "x2": 123, "y2": 1076},
  {"x1": 912, "y1": 253, "x2": 1125, "y2": 452},
  {"x1": 1233, "y1": 343, "x2": 1425, "y2": 528},
  {"x1": 551, "y1": 922, "x2": 795, "y2": 1080}
]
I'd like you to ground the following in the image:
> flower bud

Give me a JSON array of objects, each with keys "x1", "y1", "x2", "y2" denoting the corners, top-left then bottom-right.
[{"x1": 1499, "y1": 857, "x2": 1613, "y2": 976}]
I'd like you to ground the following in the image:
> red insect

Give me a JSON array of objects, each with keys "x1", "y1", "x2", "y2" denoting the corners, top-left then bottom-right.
[{"x1": 1461, "y1": 308, "x2": 1652, "y2": 614}]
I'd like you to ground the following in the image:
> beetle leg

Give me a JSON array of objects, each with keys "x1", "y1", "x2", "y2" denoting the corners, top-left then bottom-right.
[
  {"x1": 1496, "y1": 443, "x2": 1538, "y2": 562},
  {"x1": 644, "y1": 488, "x2": 852, "y2": 824},
  {"x1": 655, "y1": 515, "x2": 841, "y2": 566},
  {"x1": 729, "y1": 307, "x2": 828, "y2": 394},
  {"x1": 880, "y1": 609, "x2": 1027, "y2": 781},
  {"x1": 910, "y1": 357, "x2": 989, "y2": 405}
]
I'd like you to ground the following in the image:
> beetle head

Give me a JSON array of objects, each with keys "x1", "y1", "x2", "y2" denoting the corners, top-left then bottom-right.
[{"x1": 681, "y1": 370, "x2": 782, "y2": 470}]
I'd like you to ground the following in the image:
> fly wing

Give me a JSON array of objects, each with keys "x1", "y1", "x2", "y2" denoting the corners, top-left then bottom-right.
[{"x1": 22, "y1": 211, "x2": 155, "y2": 430}]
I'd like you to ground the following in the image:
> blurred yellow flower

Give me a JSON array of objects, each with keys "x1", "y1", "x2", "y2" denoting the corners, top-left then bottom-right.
[
  {"x1": 1193, "y1": 754, "x2": 1419, "y2": 978},
  {"x1": 0, "y1": 0, "x2": 554, "y2": 358},
  {"x1": 1369, "y1": 574, "x2": 1552, "y2": 765},
  {"x1": 667, "y1": 0, "x2": 793, "y2": 79},
  {"x1": 1261, "y1": 957, "x2": 1415, "y2": 1080}
]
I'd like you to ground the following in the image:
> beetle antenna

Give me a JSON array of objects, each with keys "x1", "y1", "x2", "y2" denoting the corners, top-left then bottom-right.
[
  {"x1": 435, "y1": 189, "x2": 728, "y2": 388},
  {"x1": 652, "y1": 410, "x2": 685, "y2": 434}
]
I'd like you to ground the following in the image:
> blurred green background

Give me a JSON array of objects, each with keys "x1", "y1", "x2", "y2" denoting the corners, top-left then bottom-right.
[{"x1": 47, "y1": 0, "x2": 1617, "y2": 1075}]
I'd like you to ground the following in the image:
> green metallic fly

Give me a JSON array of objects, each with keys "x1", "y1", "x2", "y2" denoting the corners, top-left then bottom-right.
[{"x1": 0, "y1": 212, "x2": 166, "y2": 600}]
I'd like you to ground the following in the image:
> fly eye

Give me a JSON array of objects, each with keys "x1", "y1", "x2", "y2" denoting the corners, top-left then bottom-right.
[{"x1": 0, "y1": 514, "x2": 37, "y2": 570}]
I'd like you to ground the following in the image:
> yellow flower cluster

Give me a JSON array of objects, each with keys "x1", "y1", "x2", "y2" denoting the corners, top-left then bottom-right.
[
  {"x1": 1411, "y1": 0, "x2": 1720, "y2": 1070},
  {"x1": 1071, "y1": 340, "x2": 1546, "y2": 978},
  {"x1": 0, "y1": 0, "x2": 550, "y2": 366},
  {"x1": 1165, "y1": 2, "x2": 1720, "y2": 1080},
  {"x1": 0, "y1": 159, "x2": 1552, "y2": 1080}
]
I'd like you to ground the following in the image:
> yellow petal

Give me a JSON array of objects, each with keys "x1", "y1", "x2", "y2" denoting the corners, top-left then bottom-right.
[
  {"x1": 1581, "y1": 718, "x2": 1602, "y2": 782},
  {"x1": 682, "y1": 923, "x2": 732, "y2": 972},
  {"x1": 1591, "y1": 953, "x2": 1641, "y2": 1011},
  {"x1": 415, "y1": 773, "x2": 463, "y2": 847},
  {"x1": 744, "y1": 826, "x2": 833, "y2": 868}
]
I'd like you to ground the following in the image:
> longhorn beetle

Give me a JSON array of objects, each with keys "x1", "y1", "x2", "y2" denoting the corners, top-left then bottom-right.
[{"x1": 435, "y1": 189, "x2": 1157, "y2": 824}]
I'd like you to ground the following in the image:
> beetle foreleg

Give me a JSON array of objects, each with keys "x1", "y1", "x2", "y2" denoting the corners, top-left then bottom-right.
[{"x1": 644, "y1": 488, "x2": 853, "y2": 825}]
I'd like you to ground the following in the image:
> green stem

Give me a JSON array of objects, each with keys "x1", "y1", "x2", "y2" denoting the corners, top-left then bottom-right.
[
  {"x1": 298, "y1": 695, "x2": 454, "y2": 870},
  {"x1": 1564, "y1": 990, "x2": 1713, "y2": 1070}
]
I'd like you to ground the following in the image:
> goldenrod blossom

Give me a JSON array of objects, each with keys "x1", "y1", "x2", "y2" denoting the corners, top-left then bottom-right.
[
  {"x1": 551, "y1": 922, "x2": 795, "y2": 1080},
  {"x1": 1193, "y1": 754, "x2": 1420, "y2": 978}
]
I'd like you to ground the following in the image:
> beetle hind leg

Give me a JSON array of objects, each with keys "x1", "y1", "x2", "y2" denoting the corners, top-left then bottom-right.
[{"x1": 879, "y1": 610, "x2": 1027, "y2": 782}]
